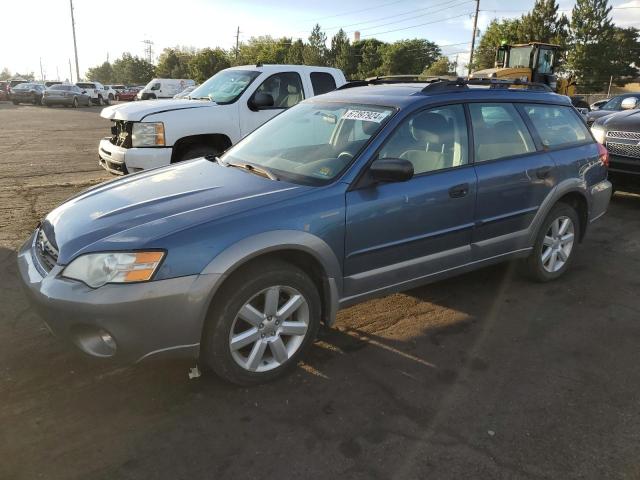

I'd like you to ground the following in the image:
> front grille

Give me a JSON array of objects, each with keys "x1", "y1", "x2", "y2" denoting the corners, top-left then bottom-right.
[
  {"x1": 33, "y1": 228, "x2": 59, "y2": 273},
  {"x1": 607, "y1": 130, "x2": 640, "y2": 141},
  {"x1": 110, "y1": 120, "x2": 132, "y2": 148},
  {"x1": 606, "y1": 142, "x2": 640, "y2": 159}
]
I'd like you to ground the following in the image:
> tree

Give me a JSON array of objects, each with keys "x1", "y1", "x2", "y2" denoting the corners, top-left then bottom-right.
[
  {"x1": 188, "y1": 48, "x2": 231, "y2": 83},
  {"x1": 422, "y1": 56, "x2": 455, "y2": 76},
  {"x1": 0, "y1": 68, "x2": 11, "y2": 81},
  {"x1": 566, "y1": 0, "x2": 615, "y2": 90},
  {"x1": 473, "y1": 18, "x2": 522, "y2": 70},
  {"x1": 236, "y1": 36, "x2": 291, "y2": 65},
  {"x1": 608, "y1": 27, "x2": 640, "y2": 83},
  {"x1": 303, "y1": 24, "x2": 328, "y2": 66},
  {"x1": 112, "y1": 53, "x2": 156, "y2": 84},
  {"x1": 329, "y1": 29, "x2": 356, "y2": 78},
  {"x1": 518, "y1": 0, "x2": 569, "y2": 46},
  {"x1": 381, "y1": 39, "x2": 441, "y2": 75},
  {"x1": 156, "y1": 47, "x2": 194, "y2": 78},
  {"x1": 353, "y1": 39, "x2": 387, "y2": 78},
  {"x1": 86, "y1": 61, "x2": 114, "y2": 84},
  {"x1": 285, "y1": 39, "x2": 305, "y2": 64}
]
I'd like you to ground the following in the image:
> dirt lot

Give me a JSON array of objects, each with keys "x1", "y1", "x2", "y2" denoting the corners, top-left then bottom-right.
[{"x1": 1, "y1": 103, "x2": 640, "y2": 480}]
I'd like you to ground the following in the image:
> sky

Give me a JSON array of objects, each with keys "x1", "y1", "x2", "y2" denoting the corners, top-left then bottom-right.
[{"x1": 2, "y1": 0, "x2": 639, "y2": 80}]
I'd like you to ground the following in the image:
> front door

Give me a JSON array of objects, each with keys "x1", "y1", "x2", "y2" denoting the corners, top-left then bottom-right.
[
  {"x1": 344, "y1": 104, "x2": 477, "y2": 298},
  {"x1": 240, "y1": 72, "x2": 306, "y2": 137}
]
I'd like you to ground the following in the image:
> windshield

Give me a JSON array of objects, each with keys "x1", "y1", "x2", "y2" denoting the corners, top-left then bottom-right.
[
  {"x1": 221, "y1": 101, "x2": 395, "y2": 185},
  {"x1": 507, "y1": 46, "x2": 533, "y2": 68},
  {"x1": 15, "y1": 83, "x2": 36, "y2": 90},
  {"x1": 188, "y1": 70, "x2": 260, "y2": 103}
]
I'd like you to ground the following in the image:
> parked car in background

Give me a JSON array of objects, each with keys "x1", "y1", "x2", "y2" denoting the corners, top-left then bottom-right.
[
  {"x1": 10, "y1": 83, "x2": 45, "y2": 105},
  {"x1": 99, "y1": 65, "x2": 346, "y2": 174},
  {"x1": 136, "y1": 78, "x2": 195, "y2": 100},
  {"x1": 107, "y1": 84, "x2": 126, "y2": 94},
  {"x1": 115, "y1": 87, "x2": 140, "y2": 102},
  {"x1": 0, "y1": 81, "x2": 8, "y2": 101},
  {"x1": 173, "y1": 85, "x2": 198, "y2": 99},
  {"x1": 103, "y1": 85, "x2": 117, "y2": 102},
  {"x1": 42, "y1": 84, "x2": 91, "y2": 108},
  {"x1": 76, "y1": 81, "x2": 111, "y2": 105},
  {"x1": 590, "y1": 98, "x2": 609, "y2": 111},
  {"x1": 586, "y1": 93, "x2": 640, "y2": 126},
  {"x1": 19, "y1": 78, "x2": 612, "y2": 385},
  {"x1": 591, "y1": 96, "x2": 640, "y2": 193}
]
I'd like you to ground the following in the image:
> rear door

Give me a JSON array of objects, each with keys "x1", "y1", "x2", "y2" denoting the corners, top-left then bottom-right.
[
  {"x1": 344, "y1": 104, "x2": 477, "y2": 297},
  {"x1": 469, "y1": 102, "x2": 556, "y2": 259}
]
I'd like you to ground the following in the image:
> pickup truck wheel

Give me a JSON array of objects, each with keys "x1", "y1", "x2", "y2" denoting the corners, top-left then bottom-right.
[
  {"x1": 201, "y1": 259, "x2": 321, "y2": 385},
  {"x1": 524, "y1": 203, "x2": 579, "y2": 282},
  {"x1": 178, "y1": 145, "x2": 220, "y2": 162}
]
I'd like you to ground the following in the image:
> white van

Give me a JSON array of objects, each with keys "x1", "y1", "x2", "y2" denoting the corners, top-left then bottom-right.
[
  {"x1": 137, "y1": 78, "x2": 195, "y2": 100},
  {"x1": 99, "y1": 65, "x2": 346, "y2": 174}
]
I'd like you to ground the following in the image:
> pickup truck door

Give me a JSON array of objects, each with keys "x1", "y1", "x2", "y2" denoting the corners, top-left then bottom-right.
[{"x1": 239, "y1": 71, "x2": 306, "y2": 137}]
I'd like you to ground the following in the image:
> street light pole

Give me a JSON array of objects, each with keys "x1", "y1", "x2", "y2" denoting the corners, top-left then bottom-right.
[
  {"x1": 468, "y1": 0, "x2": 480, "y2": 78},
  {"x1": 69, "y1": 0, "x2": 80, "y2": 81}
]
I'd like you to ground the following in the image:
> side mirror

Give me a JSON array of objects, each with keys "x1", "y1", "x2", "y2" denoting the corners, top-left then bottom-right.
[
  {"x1": 621, "y1": 97, "x2": 638, "y2": 110},
  {"x1": 369, "y1": 158, "x2": 414, "y2": 183},
  {"x1": 249, "y1": 92, "x2": 274, "y2": 111},
  {"x1": 591, "y1": 105, "x2": 600, "y2": 111}
]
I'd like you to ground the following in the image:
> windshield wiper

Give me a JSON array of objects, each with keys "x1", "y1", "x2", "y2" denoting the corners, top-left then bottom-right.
[
  {"x1": 227, "y1": 161, "x2": 279, "y2": 181},
  {"x1": 190, "y1": 96, "x2": 213, "y2": 101}
]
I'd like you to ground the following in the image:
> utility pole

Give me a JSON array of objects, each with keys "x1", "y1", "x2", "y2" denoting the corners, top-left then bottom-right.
[
  {"x1": 142, "y1": 39, "x2": 154, "y2": 64},
  {"x1": 235, "y1": 26, "x2": 241, "y2": 61},
  {"x1": 39, "y1": 58, "x2": 44, "y2": 82},
  {"x1": 468, "y1": 0, "x2": 480, "y2": 78},
  {"x1": 56, "y1": 66, "x2": 60, "y2": 81},
  {"x1": 69, "y1": 59, "x2": 73, "y2": 83},
  {"x1": 69, "y1": 0, "x2": 80, "y2": 81}
]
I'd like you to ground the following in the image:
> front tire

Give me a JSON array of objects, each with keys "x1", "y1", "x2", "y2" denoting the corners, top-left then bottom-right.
[
  {"x1": 201, "y1": 260, "x2": 321, "y2": 385},
  {"x1": 524, "y1": 203, "x2": 579, "y2": 282}
]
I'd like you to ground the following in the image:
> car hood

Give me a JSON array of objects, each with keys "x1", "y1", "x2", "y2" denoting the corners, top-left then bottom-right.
[
  {"x1": 598, "y1": 109, "x2": 640, "y2": 130},
  {"x1": 41, "y1": 160, "x2": 306, "y2": 264},
  {"x1": 100, "y1": 98, "x2": 215, "y2": 121},
  {"x1": 587, "y1": 109, "x2": 617, "y2": 122}
]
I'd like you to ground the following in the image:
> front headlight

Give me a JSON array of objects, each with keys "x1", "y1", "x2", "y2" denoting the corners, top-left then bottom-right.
[
  {"x1": 62, "y1": 251, "x2": 165, "y2": 288},
  {"x1": 591, "y1": 124, "x2": 606, "y2": 144},
  {"x1": 131, "y1": 122, "x2": 165, "y2": 147}
]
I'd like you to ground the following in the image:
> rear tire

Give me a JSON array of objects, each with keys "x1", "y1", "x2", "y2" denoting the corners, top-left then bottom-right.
[
  {"x1": 524, "y1": 203, "x2": 580, "y2": 282},
  {"x1": 201, "y1": 259, "x2": 321, "y2": 386}
]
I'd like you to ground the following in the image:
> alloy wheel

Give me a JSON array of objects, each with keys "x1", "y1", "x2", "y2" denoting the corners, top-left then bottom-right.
[
  {"x1": 541, "y1": 216, "x2": 575, "y2": 273},
  {"x1": 229, "y1": 285, "x2": 309, "y2": 373}
]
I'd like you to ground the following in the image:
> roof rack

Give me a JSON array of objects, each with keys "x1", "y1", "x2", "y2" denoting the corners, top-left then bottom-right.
[
  {"x1": 421, "y1": 77, "x2": 553, "y2": 93},
  {"x1": 336, "y1": 75, "x2": 457, "y2": 90}
]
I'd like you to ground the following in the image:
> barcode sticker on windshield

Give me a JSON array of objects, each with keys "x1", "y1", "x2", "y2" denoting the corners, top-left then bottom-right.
[{"x1": 342, "y1": 110, "x2": 389, "y2": 123}]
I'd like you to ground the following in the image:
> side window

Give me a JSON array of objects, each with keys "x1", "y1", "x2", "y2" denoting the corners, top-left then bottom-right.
[
  {"x1": 310, "y1": 72, "x2": 336, "y2": 95},
  {"x1": 379, "y1": 104, "x2": 469, "y2": 175},
  {"x1": 255, "y1": 72, "x2": 304, "y2": 108},
  {"x1": 537, "y1": 49, "x2": 554, "y2": 75},
  {"x1": 151, "y1": 83, "x2": 161, "y2": 90},
  {"x1": 469, "y1": 103, "x2": 535, "y2": 162},
  {"x1": 522, "y1": 104, "x2": 590, "y2": 149}
]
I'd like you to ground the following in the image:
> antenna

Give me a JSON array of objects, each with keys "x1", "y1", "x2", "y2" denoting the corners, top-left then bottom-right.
[{"x1": 142, "y1": 39, "x2": 154, "y2": 64}]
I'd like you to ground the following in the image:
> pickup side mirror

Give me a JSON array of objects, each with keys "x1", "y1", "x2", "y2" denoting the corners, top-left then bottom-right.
[
  {"x1": 369, "y1": 158, "x2": 414, "y2": 183},
  {"x1": 249, "y1": 92, "x2": 274, "y2": 111},
  {"x1": 621, "y1": 97, "x2": 638, "y2": 110}
]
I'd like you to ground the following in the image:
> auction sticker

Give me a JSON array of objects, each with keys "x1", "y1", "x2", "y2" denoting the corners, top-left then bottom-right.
[{"x1": 342, "y1": 109, "x2": 389, "y2": 123}]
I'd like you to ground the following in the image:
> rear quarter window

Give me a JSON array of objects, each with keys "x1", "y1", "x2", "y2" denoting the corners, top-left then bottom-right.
[
  {"x1": 310, "y1": 72, "x2": 337, "y2": 95},
  {"x1": 522, "y1": 104, "x2": 590, "y2": 149}
]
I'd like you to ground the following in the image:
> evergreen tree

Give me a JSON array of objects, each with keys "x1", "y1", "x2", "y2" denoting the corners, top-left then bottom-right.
[
  {"x1": 329, "y1": 29, "x2": 356, "y2": 78},
  {"x1": 303, "y1": 24, "x2": 328, "y2": 66},
  {"x1": 353, "y1": 39, "x2": 386, "y2": 78},
  {"x1": 285, "y1": 39, "x2": 305, "y2": 64},
  {"x1": 519, "y1": 0, "x2": 569, "y2": 45},
  {"x1": 473, "y1": 19, "x2": 522, "y2": 70}
]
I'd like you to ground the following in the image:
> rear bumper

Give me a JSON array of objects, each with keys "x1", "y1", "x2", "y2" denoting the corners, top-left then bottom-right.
[
  {"x1": 43, "y1": 96, "x2": 72, "y2": 105},
  {"x1": 17, "y1": 231, "x2": 221, "y2": 363},
  {"x1": 98, "y1": 137, "x2": 172, "y2": 175}
]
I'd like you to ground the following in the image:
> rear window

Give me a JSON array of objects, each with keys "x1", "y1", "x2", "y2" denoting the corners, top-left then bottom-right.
[
  {"x1": 522, "y1": 104, "x2": 590, "y2": 149},
  {"x1": 76, "y1": 83, "x2": 94, "y2": 88},
  {"x1": 310, "y1": 72, "x2": 337, "y2": 95}
]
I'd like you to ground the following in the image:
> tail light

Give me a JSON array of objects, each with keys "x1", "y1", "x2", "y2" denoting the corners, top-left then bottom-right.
[{"x1": 597, "y1": 143, "x2": 609, "y2": 168}]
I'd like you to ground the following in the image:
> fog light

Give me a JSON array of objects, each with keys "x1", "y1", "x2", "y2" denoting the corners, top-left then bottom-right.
[
  {"x1": 100, "y1": 330, "x2": 117, "y2": 351},
  {"x1": 72, "y1": 325, "x2": 118, "y2": 357}
]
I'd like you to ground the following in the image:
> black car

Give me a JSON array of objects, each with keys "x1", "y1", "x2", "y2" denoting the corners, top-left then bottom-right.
[
  {"x1": 586, "y1": 93, "x2": 640, "y2": 127},
  {"x1": 10, "y1": 83, "x2": 45, "y2": 105},
  {"x1": 42, "y1": 84, "x2": 91, "y2": 108},
  {"x1": 591, "y1": 96, "x2": 640, "y2": 192}
]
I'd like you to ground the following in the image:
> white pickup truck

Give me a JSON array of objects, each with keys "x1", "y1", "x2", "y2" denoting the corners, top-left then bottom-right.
[{"x1": 98, "y1": 65, "x2": 347, "y2": 174}]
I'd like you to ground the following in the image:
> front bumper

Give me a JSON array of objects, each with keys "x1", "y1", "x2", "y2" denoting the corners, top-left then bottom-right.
[
  {"x1": 17, "y1": 231, "x2": 221, "y2": 362},
  {"x1": 98, "y1": 137, "x2": 173, "y2": 175}
]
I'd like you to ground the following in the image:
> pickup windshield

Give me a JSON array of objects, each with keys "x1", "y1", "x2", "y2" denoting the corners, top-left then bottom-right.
[
  {"x1": 221, "y1": 101, "x2": 395, "y2": 185},
  {"x1": 188, "y1": 70, "x2": 260, "y2": 103}
]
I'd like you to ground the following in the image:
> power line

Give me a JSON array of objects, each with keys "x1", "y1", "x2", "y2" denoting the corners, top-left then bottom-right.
[
  {"x1": 300, "y1": 0, "x2": 411, "y2": 24},
  {"x1": 362, "y1": 11, "x2": 475, "y2": 37}
]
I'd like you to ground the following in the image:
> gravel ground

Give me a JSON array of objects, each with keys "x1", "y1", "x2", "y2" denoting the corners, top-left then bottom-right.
[{"x1": 1, "y1": 102, "x2": 639, "y2": 480}]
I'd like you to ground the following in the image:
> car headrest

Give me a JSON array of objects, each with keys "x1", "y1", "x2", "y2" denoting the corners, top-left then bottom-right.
[
  {"x1": 361, "y1": 120, "x2": 379, "y2": 136},
  {"x1": 411, "y1": 112, "x2": 451, "y2": 144},
  {"x1": 287, "y1": 84, "x2": 299, "y2": 94}
]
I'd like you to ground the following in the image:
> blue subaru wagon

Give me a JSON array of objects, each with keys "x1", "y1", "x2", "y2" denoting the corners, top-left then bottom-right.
[{"x1": 18, "y1": 79, "x2": 612, "y2": 384}]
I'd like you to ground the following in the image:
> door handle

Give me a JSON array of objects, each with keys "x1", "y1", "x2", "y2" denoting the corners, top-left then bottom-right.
[
  {"x1": 449, "y1": 183, "x2": 469, "y2": 198},
  {"x1": 536, "y1": 166, "x2": 552, "y2": 179}
]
